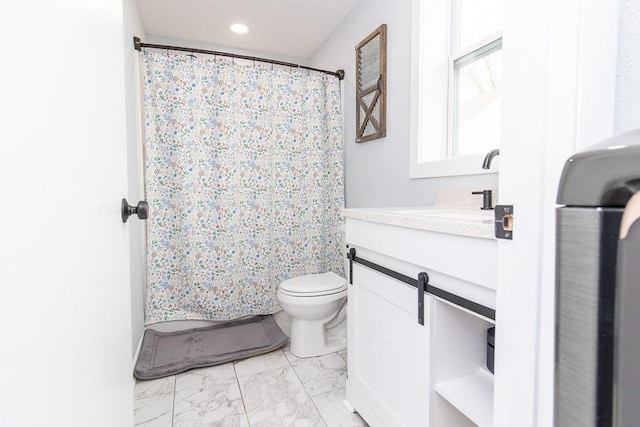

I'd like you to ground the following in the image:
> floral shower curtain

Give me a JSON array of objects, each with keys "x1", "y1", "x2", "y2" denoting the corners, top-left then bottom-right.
[{"x1": 142, "y1": 51, "x2": 344, "y2": 324}]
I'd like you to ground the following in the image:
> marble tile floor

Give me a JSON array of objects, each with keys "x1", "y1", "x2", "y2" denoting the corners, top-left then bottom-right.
[{"x1": 134, "y1": 346, "x2": 367, "y2": 427}]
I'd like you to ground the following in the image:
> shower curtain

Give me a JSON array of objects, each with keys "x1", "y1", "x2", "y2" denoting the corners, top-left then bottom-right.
[{"x1": 142, "y1": 51, "x2": 344, "y2": 324}]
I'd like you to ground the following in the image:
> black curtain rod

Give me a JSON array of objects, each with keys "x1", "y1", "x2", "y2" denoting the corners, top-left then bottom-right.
[{"x1": 133, "y1": 37, "x2": 344, "y2": 80}]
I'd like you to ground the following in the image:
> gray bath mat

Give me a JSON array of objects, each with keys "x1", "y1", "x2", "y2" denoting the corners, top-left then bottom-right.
[{"x1": 134, "y1": 315, "x2": 288, "y2": 380}]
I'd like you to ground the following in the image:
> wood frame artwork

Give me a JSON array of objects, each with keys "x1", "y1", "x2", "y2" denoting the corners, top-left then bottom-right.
[{"x1": 356, "y1": 24, "x2": 387, "y2": 143}]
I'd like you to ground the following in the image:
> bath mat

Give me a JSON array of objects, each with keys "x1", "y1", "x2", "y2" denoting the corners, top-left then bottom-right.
[{"x1": 134, "y1": 315, "x2": 288, "y2": 380}]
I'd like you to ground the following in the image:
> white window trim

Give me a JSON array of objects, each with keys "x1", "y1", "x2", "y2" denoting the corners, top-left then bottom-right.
[{"x1": 409, "y1": 0, "x2": 500, "y2": 178}]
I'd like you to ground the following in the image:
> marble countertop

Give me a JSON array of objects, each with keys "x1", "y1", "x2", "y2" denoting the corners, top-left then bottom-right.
[{"x1": 342, "y1": 207, "x2": 496, "y2": 240}]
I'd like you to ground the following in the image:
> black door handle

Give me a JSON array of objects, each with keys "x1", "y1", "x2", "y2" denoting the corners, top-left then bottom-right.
[{"x1": 121, "y1": 199, "x2": 149, "y2": 223}]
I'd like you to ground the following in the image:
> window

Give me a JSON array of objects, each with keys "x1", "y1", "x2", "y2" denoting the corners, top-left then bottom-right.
[
  {"x1": 410, "y1": 0, "x2": 503, "y2": 178},
  {"x1": 450, "y1": 0, "x2": 503, "y2": 157}
]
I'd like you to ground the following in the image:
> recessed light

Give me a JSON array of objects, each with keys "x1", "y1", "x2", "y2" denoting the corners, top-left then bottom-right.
[{"x1": 230, "y1": 23, "x2": 249, "y2": 34}]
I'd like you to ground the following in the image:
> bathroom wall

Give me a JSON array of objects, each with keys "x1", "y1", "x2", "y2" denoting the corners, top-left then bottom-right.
[
  {"x1": 615, "y1": 0, "x2": 640, "y2": 133},
  {"x1": 123, "y1": 0, "x2": 146, "y2": 357},
  {"x1": 309, "y1": 0, "x2": 498, "y2": 208}
]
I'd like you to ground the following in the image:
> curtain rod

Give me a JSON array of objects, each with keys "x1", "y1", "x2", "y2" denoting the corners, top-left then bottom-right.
[{"x1": 133, "y1": 37, "x2": 345, "y2": 80}]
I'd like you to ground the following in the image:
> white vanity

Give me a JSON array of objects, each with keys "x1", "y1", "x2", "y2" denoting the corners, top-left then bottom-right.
[{"x1": 343, "y1": 207, "x2": 497, "y2": 427}]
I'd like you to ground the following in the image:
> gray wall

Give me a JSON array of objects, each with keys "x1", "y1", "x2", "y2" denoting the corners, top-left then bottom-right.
[
  {"x1": 615, "y1": 0, "x2": 640, "y2": 133},
  {"x1": 309, "y1": 0, "x2": 497, "y2": 208},
  {"x1": 123, "y1": 0, "x2": 146, "y2": 357}
]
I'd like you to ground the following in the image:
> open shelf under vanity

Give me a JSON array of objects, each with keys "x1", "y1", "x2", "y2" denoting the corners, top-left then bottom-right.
[{"x1": 432, "y1": 299, "x2": 495, "y2": 427}]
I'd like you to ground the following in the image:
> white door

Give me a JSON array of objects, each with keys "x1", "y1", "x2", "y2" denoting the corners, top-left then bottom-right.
[
  {"x1": 495, "y1": 1, "x2": 619, "y2": 426},
  {"x1": 347, "y1": 264, "x2": 431, "y2": 427},
  {"x1": 0, "y1": 1, "x2": 134, "y2": 426}
]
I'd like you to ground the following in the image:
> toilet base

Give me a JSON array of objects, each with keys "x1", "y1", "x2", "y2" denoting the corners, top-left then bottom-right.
[{"x1": 289, "y1": 318, "x2": 346, "y2": 358}]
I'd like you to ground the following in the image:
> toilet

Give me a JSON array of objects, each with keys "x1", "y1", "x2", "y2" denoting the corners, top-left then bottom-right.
[{"x1": 277, "y1": 271, "x2": 348, "y2": 358}]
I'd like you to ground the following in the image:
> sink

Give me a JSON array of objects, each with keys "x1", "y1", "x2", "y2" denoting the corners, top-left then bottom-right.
[{"x1": 385, "y1": 208, "x2": 494, "y2": 224}]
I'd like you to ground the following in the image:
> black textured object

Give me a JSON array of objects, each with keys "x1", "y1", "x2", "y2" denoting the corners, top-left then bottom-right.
[{"x1": 487, "y1": 327, "x2": 495, "y2": 374}]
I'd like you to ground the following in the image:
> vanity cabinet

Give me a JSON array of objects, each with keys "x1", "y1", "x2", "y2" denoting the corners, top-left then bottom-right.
[{"x1": 344, "y1": 211, "x2": 497, "y2": 427}]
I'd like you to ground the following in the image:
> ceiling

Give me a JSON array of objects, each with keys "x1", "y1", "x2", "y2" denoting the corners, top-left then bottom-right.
[{"x1": 136, "y1": 0, "x2": 361, "y2": 59}]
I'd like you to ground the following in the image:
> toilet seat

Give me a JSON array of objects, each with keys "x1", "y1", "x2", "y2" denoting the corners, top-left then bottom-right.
[{"x1": 279, "y1": 272, "x2": 347, "y2": 297}]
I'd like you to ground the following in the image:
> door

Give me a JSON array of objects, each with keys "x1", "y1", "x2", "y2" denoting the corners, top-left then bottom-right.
[
  {"x1": 0, "y1": 1, "x2": 134, "y2": 425},
  {"x1": 496, "y1": 1, "x2": 619, "y2": 425},
  {"x1": 347, "y1": 263, "x2": 432, "y2": 427}
]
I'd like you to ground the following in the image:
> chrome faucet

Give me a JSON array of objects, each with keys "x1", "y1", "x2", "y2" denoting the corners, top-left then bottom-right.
[{"x1": 482, "y1": 149, "x2": 500, "y2": 169}]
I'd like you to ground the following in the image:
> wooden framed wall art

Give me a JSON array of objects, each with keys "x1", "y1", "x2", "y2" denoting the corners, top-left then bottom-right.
[{"x1": 355, "y1": 24, "x2": 387, "y2": 143}]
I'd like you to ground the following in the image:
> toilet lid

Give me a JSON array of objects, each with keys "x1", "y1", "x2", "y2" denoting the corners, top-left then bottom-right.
[{"x1": 280, "y1": 272, "x2": 347, "y2": 295}]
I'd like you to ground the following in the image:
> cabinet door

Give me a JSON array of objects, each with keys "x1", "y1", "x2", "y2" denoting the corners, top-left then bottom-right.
[{"x1": 347, "y1": 263, "x2": 432, "y2": 427}]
